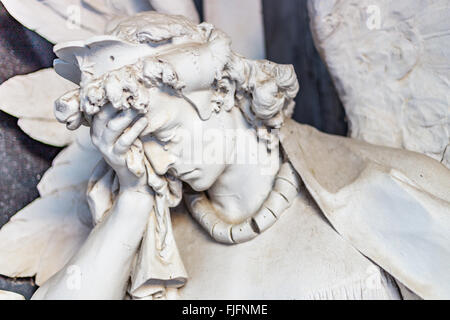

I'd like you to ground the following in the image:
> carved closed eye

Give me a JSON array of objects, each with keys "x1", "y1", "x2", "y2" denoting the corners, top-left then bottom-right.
[{"x1": 153, "y1": 127, "x2": 178, "y2": 143}]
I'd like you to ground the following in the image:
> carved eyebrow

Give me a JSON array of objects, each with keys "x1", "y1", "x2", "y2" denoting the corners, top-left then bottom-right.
[
  {"x1": 141, "y1": 120, "x2": 179, "y2": 145},
  {"x1": 141, "y1": 110, "x2": 170, "y2": 135},
  {"x1": 155, "y1": 121, "x2": 181, "y2": 138},
  {"x1": 154, "y1": 127, "x2": 178, "y2": 143}
]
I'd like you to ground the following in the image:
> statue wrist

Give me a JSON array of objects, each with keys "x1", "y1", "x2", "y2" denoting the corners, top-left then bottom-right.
[{"x1": 115, "y1": 189, "x2": 154, "y2": 220}]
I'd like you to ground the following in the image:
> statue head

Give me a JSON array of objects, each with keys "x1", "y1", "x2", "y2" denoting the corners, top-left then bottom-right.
[{"x1": 54, "y1": 11, "x2": 299, "y2": 192}]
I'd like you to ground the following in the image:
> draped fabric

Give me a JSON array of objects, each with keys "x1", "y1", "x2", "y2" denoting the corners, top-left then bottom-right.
[
  {"x1": 86, "y1": 141, "x2": 187, "y2": 299},
  {"x1": 280, "y1": 119, "x2": 450, "y2": 299},
  {"x1": 86, "y1": 119, "x2": 450, "y2": 299}
]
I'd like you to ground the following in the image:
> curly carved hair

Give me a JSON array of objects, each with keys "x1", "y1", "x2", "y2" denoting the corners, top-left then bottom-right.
[
  {"x1": 55, "y1": 12, "x2": 299, "y2": 151},
  {"x1": 110, "y1": 12, "x2": 300, "y2": 135}
]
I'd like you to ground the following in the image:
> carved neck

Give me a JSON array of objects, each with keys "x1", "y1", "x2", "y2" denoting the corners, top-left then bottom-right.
[{"x1": 206, "y1": 109, "x2": 281, "y2": 224}]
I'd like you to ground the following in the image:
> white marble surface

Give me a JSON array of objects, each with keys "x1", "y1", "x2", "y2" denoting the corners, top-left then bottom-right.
[
  {"x1": 173, "y1": 192, "x2": 400, "y2": 299},
  {"x1": 308, "y1": 0, "x2": 450, "y2": 168},
  {"x1": 0, "y1": 8, "x2": 448, "y2": 300}
]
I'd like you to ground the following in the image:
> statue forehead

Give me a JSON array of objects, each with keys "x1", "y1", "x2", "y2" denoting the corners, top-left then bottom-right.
[{"x1": 142, "y1": 86, "x2": 201, "y2": 134}]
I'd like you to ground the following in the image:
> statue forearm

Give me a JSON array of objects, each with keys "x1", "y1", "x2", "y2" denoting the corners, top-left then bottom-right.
[{"x1": 32, "y1": 191, "x2": 153, "y2": 300}]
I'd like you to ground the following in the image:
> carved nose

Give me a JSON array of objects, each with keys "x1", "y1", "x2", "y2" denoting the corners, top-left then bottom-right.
[
  {"x1": 153, "y1": 156, "x2": 176, "y2": 176},
  {"x1": 143, "y1": 141, "x2": 176, "y2": 175}
]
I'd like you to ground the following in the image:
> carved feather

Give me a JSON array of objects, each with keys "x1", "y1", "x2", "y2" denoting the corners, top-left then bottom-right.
[
  {"x1": 0, "y1": 68, "x2": 78, "y2": 147},
  {"x1": 0, "y1": 188, "x2": 92, "y2": 285},
  {"x1": 0, "y1": 0, "x2": 199, "y2": 44}
]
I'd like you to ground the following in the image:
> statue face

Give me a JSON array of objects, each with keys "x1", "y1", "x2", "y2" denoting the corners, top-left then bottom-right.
[{"x1": 141, "y1": 88, "x2": 235, "y2": 192}]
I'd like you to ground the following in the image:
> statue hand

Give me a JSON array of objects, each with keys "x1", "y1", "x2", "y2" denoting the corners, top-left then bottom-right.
[
  {"x1": 90, "y1": 104, "x2": 150, "y2": 194},
  {"x1": 55, "y1": 63, "x2": 147, "y2": 132}
]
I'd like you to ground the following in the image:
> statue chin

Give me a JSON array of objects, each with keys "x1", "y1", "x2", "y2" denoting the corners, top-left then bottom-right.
[{"x1": 182, "y1": 173, "x2": 214, "y2": 192}]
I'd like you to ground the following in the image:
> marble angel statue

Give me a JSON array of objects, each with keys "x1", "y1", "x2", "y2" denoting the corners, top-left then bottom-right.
[{"x1": 0, "y1": 10, "x2": 449, "y2": 300}]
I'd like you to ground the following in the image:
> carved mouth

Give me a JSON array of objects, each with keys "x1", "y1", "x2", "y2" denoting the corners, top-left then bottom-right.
[{"x1": 178, "y1": 169, "x2": 199, "y2": 180}]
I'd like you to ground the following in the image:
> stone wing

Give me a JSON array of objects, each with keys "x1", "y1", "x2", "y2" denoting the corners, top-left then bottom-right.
[
  {"x1": 0, "y1": 67, "x2": 101, "y2": 289},
  {"x1": 0, "y1": 129, "x2": 101, "y2": 286},
  {"x1": 308, "y1": 0, "x2": 450, "y2": 168},
  {"x1": 0, "y1": 0, "x2": 200, "y2": 44}
]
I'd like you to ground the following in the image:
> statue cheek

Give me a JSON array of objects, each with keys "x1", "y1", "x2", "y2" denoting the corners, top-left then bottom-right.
[{"x1": 142, "y1": 141, "x2": 177, "y2": 175}]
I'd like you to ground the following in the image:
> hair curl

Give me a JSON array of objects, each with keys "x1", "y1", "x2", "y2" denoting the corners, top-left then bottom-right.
[
  {"x1": 56, "y1": 12, "x2": 300, "y2": 150},
  {"x1": 110, "y1": 12, "x2": 300, "y2": 138}
]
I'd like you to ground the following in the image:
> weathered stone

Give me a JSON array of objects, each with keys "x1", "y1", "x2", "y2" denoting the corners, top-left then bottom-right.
[{"x1": 308, "y1": 0, "x2": 450, "y2": 167}]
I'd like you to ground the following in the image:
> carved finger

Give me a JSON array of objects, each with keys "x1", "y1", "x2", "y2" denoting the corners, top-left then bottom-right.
[
  {"x1": 113, "y1": 117, "x2": 148, "y2": 155},
  {"x1": 103, "y1": 108, "x2": 138, "y2": 145},
  {"x1": 91, "y1": 104, "x2": 117, "y2": 146}
]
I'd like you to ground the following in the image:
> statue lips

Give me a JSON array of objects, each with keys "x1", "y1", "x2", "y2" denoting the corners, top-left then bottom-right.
[{"x1": 177, "y1": 168, "x2": 199, "y2": 180}]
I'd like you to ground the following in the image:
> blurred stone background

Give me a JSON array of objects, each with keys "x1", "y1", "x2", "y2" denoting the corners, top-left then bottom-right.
[{"x1": 0, "y1": 0, "x2": 345, "y2": 298}]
